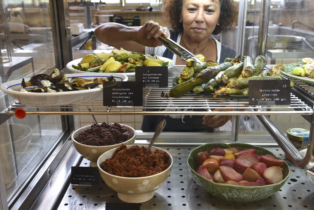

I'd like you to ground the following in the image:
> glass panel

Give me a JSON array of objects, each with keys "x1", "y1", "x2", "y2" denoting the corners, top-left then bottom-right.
[
  {"x1": 238, "y1": 0, "x2": 312, "y2": 135},
  {"x1": 243, "y1": 0, "x2": 314, "y2": 63},
  {"x1": 0, "y1": 0, "x2": 66, "y2": 200}
]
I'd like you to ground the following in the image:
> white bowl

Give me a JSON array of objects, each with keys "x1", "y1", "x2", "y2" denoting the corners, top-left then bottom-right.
[
  {"x1": 71, "y1": 123, "x2": 136, "y2": 165},
  {"x1": 97, "y1": 145, "x2": 173, "y2": 203},
  {"x1": 0, "y1": 73, "x2": 128, "y2": 106}
]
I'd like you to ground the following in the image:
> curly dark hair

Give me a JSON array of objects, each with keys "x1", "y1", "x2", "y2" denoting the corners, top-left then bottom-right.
[{"x1": 163, "y1": 0, "x2": 238, "y2": 35}]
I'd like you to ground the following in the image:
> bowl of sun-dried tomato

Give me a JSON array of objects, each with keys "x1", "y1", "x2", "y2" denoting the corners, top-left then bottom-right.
[
  {"x1": 71, "y1": 122, "x2": 135, "y2": 166},
  {"x1": 97, "y1": 144, "x2": 173, "y2": 203}
]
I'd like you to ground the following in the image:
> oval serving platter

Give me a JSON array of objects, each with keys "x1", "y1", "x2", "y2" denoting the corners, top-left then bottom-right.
[
  {"x1": 1, "y1": 73, "x2": 128, "y2": 106},
  {"x1": 66, "y1": 56, "x2": 174, "y2": 74}
]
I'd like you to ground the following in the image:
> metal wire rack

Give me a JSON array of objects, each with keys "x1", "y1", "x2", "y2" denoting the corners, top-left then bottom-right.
[{"x1": 2, "y1": 78, "x2": 313, "y2": 116}]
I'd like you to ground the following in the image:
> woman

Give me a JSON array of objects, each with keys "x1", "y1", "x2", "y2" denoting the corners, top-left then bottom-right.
[{"x1": 95, "y1": 0, "x2": 237, "y2": 131}]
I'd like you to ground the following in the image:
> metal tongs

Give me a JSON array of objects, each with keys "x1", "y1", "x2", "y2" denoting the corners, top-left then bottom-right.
[{"x1": 155, "y1": 36, "x2": 203, "y2": 65}]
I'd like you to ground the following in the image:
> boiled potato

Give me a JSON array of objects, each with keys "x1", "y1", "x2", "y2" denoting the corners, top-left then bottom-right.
[
  {"x1": 144, "y1": 54, "x2": 163, "y2": 65},
  {"x1": 81, "y1": 54, "x2": 96, "y2": 64},
  {"x1": 80, "y1": 63, "x2": 89, "y2": 68},
  {"x1": 105, "y1": 61, "x2": 122, "y2": 73},
  {"x1": 100, "y1": 57, "x2": 115, "y2": 71},
  {"x1": 96, "y1": 52, "x2": 113, "y2": 59},
  {"x1": 144, "y1": 60, "x2": 162, "y2": 66}
]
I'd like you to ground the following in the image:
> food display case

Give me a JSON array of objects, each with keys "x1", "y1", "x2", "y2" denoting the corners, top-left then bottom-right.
[{"x1": 0, "y1": 0, "x2": 314, "y2": 210}]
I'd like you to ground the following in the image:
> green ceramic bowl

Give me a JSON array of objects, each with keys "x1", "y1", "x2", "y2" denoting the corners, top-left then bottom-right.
[{"x1": 187, "y1": 143, "x2": 290, "y2": 203}]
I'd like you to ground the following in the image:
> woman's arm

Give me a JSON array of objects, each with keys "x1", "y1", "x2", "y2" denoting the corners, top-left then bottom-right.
[{"x1": 94, "y1": 21, "x2": 168, "y2": 53}]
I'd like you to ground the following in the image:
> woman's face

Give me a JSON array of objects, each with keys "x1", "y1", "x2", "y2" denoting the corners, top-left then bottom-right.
[{"x1": 181, "y1": 0, "x2": 220, "y2": 41}]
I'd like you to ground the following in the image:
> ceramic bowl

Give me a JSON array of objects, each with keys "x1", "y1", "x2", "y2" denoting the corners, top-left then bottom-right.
[
  {"x1": 187, "y1": 143, "x2": 290, "y2": 203},
  {"x1": 97, "y1": 145, "x2": 173, "y2": 203},
  {"x1": 71, "y1": 123, "x2": 136, "y2": 166}
]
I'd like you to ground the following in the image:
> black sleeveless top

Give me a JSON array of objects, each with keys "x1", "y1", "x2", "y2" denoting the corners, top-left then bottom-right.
[{"x1": 141, "y1": 29, "x2": 236, "y2": 132}]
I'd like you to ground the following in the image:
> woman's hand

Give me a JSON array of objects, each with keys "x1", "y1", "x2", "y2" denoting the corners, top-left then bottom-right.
[
  {"x1": 202, "y1": 109, "x2": 233, "y2": 129},
  {"x1": 136, "y1": 21, "x2": 168, "y2": 47}
]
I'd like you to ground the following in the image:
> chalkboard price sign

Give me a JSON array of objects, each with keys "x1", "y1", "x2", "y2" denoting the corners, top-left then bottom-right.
[
  {"x1": 103, "y1": 81, "x2": 143, "y2": 106},
  {"x1": 249, "y1": 80, "x2": 290, "y2": 105},
  {"x1": 71, "y1": 167, "x2": 99, "y2": 185},
  {"x1": 135, "y1": 66, "x2": 168, "y2": 87}
]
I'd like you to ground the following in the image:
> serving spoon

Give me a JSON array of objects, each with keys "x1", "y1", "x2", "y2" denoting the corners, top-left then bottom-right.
[{"x1": 145, "y1": 119, "x2": 167, "y2": 154}]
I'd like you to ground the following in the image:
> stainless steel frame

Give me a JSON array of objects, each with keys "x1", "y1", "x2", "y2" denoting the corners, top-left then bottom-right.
[
  {"x1": 257, "y1": 0, "x2": 271, "y2": 56},
  {"x1": 236, "y1": 0, "x2": 248, "y2": 57}
]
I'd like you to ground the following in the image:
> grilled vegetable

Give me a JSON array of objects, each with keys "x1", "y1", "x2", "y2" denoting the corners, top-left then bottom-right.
[
  {"x1": 169, "y1": 67, "x2": 219, "y2": 98},
  {"x1": 50, "y1": 68, "x2": 65, "y2": 83},
  {"x1": 193, "y1": 85, "x2": 204, "y2": 94},
  {"x1": 224, "y1": 58, "x2": 233, "y2": 62},
  {"x1": 186, "y1": 58, "x2": 196, "y2": 67},
  {"x1": 194, "y1": 61, "x2": 208, "y2": 73},
  {"x1": 231, "y1": 56, "x2": 241, "y2": 64},
  {"x1": 206, "y1": 61, "x2": 219, "y2": 67},
  {"x1": 253, "y1": 55, "x2": 266, "y2": 76},
  {"x1": 20, "y1": 86, "x2": 47, "y2": 93},
  {"x1": 258, "y1": 68, "x2": 269, "y2": 77},
  {"x1": 204, "y1": 79, "x2": 216, "y2": 93},
  {"x1": 242, "y1": 56, "x2": 255, "y2": 78},
  {"x1": 206, "y1": 71, "x2": 225, "y2": 92},
  {"x1": 227, "y1": 76, "x2": 282, "y2": 89},
  {"x1": 181, "y1": 67, "x2": 194, "y2": 79},
  {"x1": 269, "y1": 64, "x2": 285, "y2": 76},
  {"x1": 198, "y1": 62, "x2": 232, "y2": 75},
  {"x1": 228, "y1": 77, "x2": 238, "y2": 83},
  {"x1": 222, "y1": 62, "x2": 243, "y2": 83},
  {"x1": 177, "y1": 77, "x2": 187, "y2": 84},
  {"x1": 213, "y1": 88, "x2": 249, "y2": 99}
]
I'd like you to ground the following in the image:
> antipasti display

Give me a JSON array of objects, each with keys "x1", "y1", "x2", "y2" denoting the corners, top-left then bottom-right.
[{"x1": 170, "y1": 55, "x2": 285, "y2": 98}]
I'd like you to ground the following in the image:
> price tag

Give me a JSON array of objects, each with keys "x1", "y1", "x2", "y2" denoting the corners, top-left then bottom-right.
[
  {"x1": 71, "y1": 167, "x2": 99, "y2": 185},
  {"x1": 103, "y1": 81, "x2": 143, "y2": 106},
  {"x1": 106, "y1": 203, "x2": 141, "y2": 210},
  {"x1": 135, "y1": 66, "x2": 168, "y2": 87},
  {"x1": 249, "y1": 80, "x2": 290, "y2": 105}
]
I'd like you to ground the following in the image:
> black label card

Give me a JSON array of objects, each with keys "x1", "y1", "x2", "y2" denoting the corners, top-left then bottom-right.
[
  {"x1": 249, "y1": 80, "x2": 290, "y2": 105},
  {"x1": 71, "y1": 167, "x2": 99, "y2": 185},
  {"x1": 103, "y1": 81, "x2": 143, "y2": 106},
  {"x1": 135, "y1": 66, "x2": 168, "y2": 87},
  {"x1": 106, "y1": 203, "x2": 141, "y2": 210}
]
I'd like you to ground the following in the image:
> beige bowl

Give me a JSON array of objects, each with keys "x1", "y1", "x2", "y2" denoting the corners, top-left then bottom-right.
[
  {"x1": 97, "y1": 145, "x2": 173, "y2": 203},
  {"x1": 71, "y1": 123, "x2": 136, "y2": 165}
]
